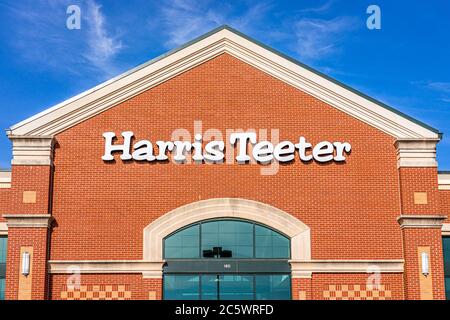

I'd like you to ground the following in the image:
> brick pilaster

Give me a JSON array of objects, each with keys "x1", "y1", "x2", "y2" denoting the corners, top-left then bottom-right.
[
  {"x1": 4, "y1": 162, "x2": 54, "y2": 300},
  {"x1": 398, "y1": 166, "x2": 446, "y2": 300},
  {"x1": 292, "y1": 277, "x2": 312, "y2": 300}
]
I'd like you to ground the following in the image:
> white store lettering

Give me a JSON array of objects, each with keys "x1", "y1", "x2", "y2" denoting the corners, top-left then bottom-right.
[{"x1": 102, "y1": 131, "x2": 352, "y2": 164}]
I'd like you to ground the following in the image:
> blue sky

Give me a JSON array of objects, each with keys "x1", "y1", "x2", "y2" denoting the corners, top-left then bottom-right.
[{"x1": 0, "y1": 0, "x2": 449, "y2": 169}]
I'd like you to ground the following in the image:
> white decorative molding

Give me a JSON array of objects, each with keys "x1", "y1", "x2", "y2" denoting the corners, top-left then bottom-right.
[
  {"x1": 9, "y1": 136, "x2": 54, "y2": 166},
  {"x1": 442, "y1": 223, "x2": 450, "y2": 236},
  {"x1": 397, "y1": 215, "x2": 447, "y2": 229},
  {"x1": 3, "y1": 214, "x2": 53, "y2": 228},
  {"x1": 7, "y1": 27, "x2": 439, "y2": 141},
  {"x1": 47, "y1": 259, "x2": 404, "y2": 280},
  {"x1": 438, "y1": 173, "x2": 450, "y2": 190},
  {"x1": 143, "y1": 198, "x2": 311, "y2": 262},
  {"x1": 395, "y1": 139, "x2": 439, "y2": 168},
  {"x1": 0, "y1": 222, "x2": 7, "y2": 236},
  {"x1": 48, "y1": 260, "x2": 165, "y2": 278},
  {"x1": 0, "y1": 171, "x2": 11, "y2": 188},
  {"x1": 289, "y1": 260, "x2": 404, "y2": 278}
]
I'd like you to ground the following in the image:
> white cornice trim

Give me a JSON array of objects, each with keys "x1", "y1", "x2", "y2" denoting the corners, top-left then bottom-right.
[
  {"x1": 47, "y1": 259, "x2": 403, "y2": 279},
  {"x1": 3, "y1": 214, "x2": 53, "y2": 228},
  {"x1": 8, "y1": 28, "x2": 439, "y2": 140},
  {"x1": 438, "y1": 173, "x2": 450, "y2": 190},
  {"x1": 289, "y1": 260, "x2": 404, "y2": 278},
  {"x1": 0, "y1": 171, "x2": 11, "y2": 188},
  {"x1": 442, "y1": 223, "x2": 450, "y2": 236},
  {"x1": 9, "y1": 136, "x2": 54, "y2": 166},
  {"x1": 48, "y1": 260, "x2": 165, "y2": 278},
  {"x1": 397, "y1": 215, "x2": 447, "y2": 229},
  {"x1": 396, "y1": 139, "x2": 439, "y2": 168},
  {"x1": 0, "y1": 222, "x2": 7, "y2": 236}
]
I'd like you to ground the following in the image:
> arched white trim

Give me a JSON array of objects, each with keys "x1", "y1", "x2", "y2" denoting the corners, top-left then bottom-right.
[{"x1": 143, "y1": 198, "x2": 311, "y2": 262}]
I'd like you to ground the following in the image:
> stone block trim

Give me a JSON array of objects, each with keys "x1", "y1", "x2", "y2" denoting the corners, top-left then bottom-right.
[
  {"x1": 60, "y1": 284, "x2": 131, "y2": 300},
  {"x1": 323, "y1": 284, "x2": 392, "y2": 300}
]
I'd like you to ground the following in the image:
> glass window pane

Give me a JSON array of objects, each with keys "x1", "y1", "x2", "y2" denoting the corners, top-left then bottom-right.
[
  {"x1": 255, "y1": 274, "x2": 291, "y2": 300},
  {"x1": 164, "y1": 220, "x2": 290, "y2": 260},
  {"x1": 255, "y1": 226, "x2": 289, "y2": 259},
  {"x1": 446, "y1": 277, "x2": 450, "y2": 301},
  {"x1": 201, "y1": 275, "x2": 218, "y2": 300},
  {"x1": 0, "y1": 236, "x2": 6, "y2": 301},
  {"x1": 0, "y1": 237, "x2": 7, "y2": 263},
  {"x1": 219, "y1": 275, "x2": 254, "y2": 300},
  {"x1": 0, "y1": 279, "x2": 4, "y2": 301},
  {"x1": 443, "y1": 237, "x2": 450, "y2": 300},
  {"x1": 164, "y1": 225, "x2": 200, "y2": 259},
  {"x1": 164, "y1": 275, "x2": 200, "y2": 300},
  {"x1": 201, "y1": 221, "x2": 253, "y2": 259}
]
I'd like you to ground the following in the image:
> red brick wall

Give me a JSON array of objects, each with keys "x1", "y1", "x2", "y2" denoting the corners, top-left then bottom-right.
[
  {"x1": 50, "y1": 274, "x2": 154, "y2": 300},
  {"x1": 0, "y1": 54, "x2": 445, "y2": 300},
  {"x1": 439, "y1": 190, "x2": 450, "y2": 223},
  {"x1": 399, "y1": 167, "x2": 440, "y2": 215},
  {"x1": 49, "y1": 53, "x2": 403, "y2": 265},
  {"x1": 9, "y1": 166, "x2": 52, "y2": 215},
  {"x1": 5, "y1": 228, "x2": 49, "y2": 300},
  {"x1": 292, "y1": 278, "x2": 312, "y2": 300},
  {"x1": 311, "y1": 274, "x2": 404, "y2": 300},
  {"x1": 0, "y1": 188, "x2": 11, "y2": 221},
  {"x1": 401, "y1": 228, "x2": 446, "y2": 299}
]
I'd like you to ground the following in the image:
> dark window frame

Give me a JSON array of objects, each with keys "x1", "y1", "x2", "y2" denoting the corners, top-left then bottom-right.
[
  {"x1": 0, "y1": 235, "x2": 7, "y2": 301},
  {"x1": 162, "y1": 273, "x2": 292, "y2": 300},
  {"x1": 163, "y1": 218, "x2": 291, "y2": 260},
  {"x1": 443, "y1": 237, "x2": 450, "y2": 300}
]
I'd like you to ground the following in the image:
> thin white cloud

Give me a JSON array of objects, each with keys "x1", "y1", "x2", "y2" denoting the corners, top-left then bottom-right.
[
  {"x1": 299, "y1": 0, "x2": 335, "y2": 14},
  {"x1": 5, "y1": 0, "x2": 123, "y2": 78},
  {"x1": 159, "y1": 0, "x2": 219, "y2": 48},
  {"x1": 425, "y1": 81, "x2": 450, "y2": 93},
  {"x1": 228, "y1": 2, "x2": 273, "y2": 33},
  {"x1": 83, "y1": 0, "x2": 123, "y2": 76},
  {"x1": 412, "y1": 80, "x2": 450, "y2": 93},
  {"x1": 156, "y1": 0, "x2": 271, "y2": 48},
  {"x1": 294, "y1": 17, "x2": 357, "y2": 61},
  {"x1": 412, "y1": 81, "x2": 450, "y2": 103}
]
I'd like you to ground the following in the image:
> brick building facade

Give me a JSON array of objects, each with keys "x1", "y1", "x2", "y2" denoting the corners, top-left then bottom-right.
[{"x1": 0, "y1": 26, "x2": 449, "y2": 300}]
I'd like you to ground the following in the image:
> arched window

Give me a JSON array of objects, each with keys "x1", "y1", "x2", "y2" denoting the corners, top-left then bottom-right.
[
  {"x1": 164, "y1": 219, "x2": 290, "y2": 259},
  {"x1": 163, "y1": 219, "x2": 292, "y2": 300}
]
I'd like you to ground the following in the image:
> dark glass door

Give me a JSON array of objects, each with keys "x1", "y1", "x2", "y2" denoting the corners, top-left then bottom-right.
[
  {"x1": 0, "y1": 236, "x2": 7, "y2": 300},
  {"x1": 443, "y1": 237, "x2": 450, "y2": 300},
  {"x1": 202, "y1": 275, "x2": 254, "y2": 300},
  {"x1": 164, "y1": 274, "x2": 291, "y2": 300},
  {"x1": 163, "y1": 219, "x2": 292, "y2": 300}
]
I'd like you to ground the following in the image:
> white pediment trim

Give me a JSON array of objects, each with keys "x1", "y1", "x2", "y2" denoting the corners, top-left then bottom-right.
[{"x1": 7, "y1": 26, "x2": 440, "y2": 140}]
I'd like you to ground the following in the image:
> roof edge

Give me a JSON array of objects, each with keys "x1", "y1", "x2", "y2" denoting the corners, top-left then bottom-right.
[
  {"x1": 220, "y1": 25, "x2": 441, "y2": 136},
  {"x1": 7, "y1": 24, "x2": 442, "y2": 139},
  {"x1": 8, "y1": 26, "x2": 230, "y2": 134}
]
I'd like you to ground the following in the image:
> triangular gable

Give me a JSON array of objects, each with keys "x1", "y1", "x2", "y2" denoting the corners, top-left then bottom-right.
[{"x1": 7, "y1": 25, "x2": 441, "y2": 140}]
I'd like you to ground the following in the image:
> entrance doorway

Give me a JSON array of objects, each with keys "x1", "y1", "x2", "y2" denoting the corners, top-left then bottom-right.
[
  {"x1": 164, "y1": 274, "x2": 291, "y2": 300},
  {"x1": 162, "y1": 219, "x2": 292, "y2": 300}
]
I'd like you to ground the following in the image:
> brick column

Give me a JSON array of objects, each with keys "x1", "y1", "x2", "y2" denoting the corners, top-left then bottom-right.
[
  {"x1": 3, "y1": 136, "x2": 54, "y2": 300},
  {"x1": 292, "y1": 277, "x2": 312, "y2": 300},
  {"x1": 396, "y1": 139, "x2": 446, "y2": 300},
  {"x1": 143, "y1": 278, "x2": 163, "y2": 300},
  {"x1": 3, "y1": 216, "x2": 53, "y2": 300}
]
